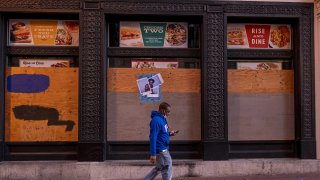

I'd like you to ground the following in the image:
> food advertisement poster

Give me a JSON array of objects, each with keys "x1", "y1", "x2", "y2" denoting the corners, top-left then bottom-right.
[
  {"x1": 120, "y1": 21, "x2": 188, "y2": 48},
  {"x1": 237, "y1": 62, "x2": 282, "y2": 70},
  {"x1": 227, "y1": 24, "x2": 291, "y2": 49},
  {"x1": 137, "y1": 73, "x2": 164, "y2": 102},
  {"x1": 131, "y1": 60, "x2": 178, "y2": 69},
  {"x1": 19, "y1": 59, "x2": 70, "y2": 67},
  {"x1": 9, "y1": 19, "x2": 79, "y2": 46}
]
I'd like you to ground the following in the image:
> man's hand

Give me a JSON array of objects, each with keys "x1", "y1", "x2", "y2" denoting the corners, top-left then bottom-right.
[
  {"x1": 150, "y1": 156, "x2": 156, "y2": 164},
  {"x1": 170, "y1": 130, "x2": 179, "y2": 136}
]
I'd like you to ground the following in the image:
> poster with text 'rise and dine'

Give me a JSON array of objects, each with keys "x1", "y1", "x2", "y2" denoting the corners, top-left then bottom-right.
[{"x1": 227, "y1": 24, "x2": 291, "y2": 49}]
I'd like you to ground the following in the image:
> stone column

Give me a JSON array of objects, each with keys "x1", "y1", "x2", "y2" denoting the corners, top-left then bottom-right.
[
  {"x1": 78, "y1": 1, "x2": 106, "y2": 161},
  {"x1": 203, "y1": 5, "x2": 228, "y2": 160}
]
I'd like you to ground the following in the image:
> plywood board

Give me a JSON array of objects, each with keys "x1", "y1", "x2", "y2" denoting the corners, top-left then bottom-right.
[
  {"x1": 107, "y1": 92, "x2": 201, "y2": 141},
  {"x1": 228, "y1": 70, "x2": 294, "y2": 93},
  {"x1": 5, "y1": 67, "x2": 78, "y2": 142},
  {"x1": 107, "y1": 68, "x2": 200, "y2": 93},
  {"x1": 228, "y1": 93, "x2": 294, "y2": 140}
]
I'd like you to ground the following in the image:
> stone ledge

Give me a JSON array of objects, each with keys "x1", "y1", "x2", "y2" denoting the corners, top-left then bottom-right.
[{"x1": 1, "y1": 159, "x2": 320, "y2": 179}]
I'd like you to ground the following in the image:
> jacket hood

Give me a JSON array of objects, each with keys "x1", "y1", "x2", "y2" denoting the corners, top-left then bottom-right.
[{"x1": 151, "y1": 110, "x2": 164, "y2": 119}]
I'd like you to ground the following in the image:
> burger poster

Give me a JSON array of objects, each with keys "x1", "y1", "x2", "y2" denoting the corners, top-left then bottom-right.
[
  {"x1": 120, "y1": 21, "x2": 188, "y2": 48},
  {"x1": 9, "y1": 19, "x2": 79, "y2": 46},
  {"x1": 227, "y1": 24, "x2": 291, "y2": 49}
]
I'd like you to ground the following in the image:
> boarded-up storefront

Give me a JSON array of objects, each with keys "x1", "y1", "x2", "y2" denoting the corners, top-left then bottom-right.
[{"x1": 0, "y1": 1, "x2": 315, "y2": 161}]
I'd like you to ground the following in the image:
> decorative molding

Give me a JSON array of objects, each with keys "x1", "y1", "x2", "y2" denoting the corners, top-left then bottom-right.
[
  {"x1": 0, "y1": 0, "x2": 80, "y2": 10},
  {"x1": 79, "y1": 10, "x2": 104, "y2": 143},
  {"x1": 6, "y1": 47, "x2": 79, "y2": 56},
  {"x1": 83, "y1": 1, "x2": 100, "y2": 10},
  {"x1": 227, "y1": 49, "x2": 293, "y2": 59},
  {"x1": 301, "y1": 15, "x2": 313, "y2": 139},
  {"x1": 225, "y1": 4, "x2": 311, "y2": 16},
  {"x1": 205, "y1": 11, "x2": 225, "y2": 141},
  {"x1": 101, "y1": 1, "x2": 205, "y2": 13},
  {"x1": 316, "y1": 0, "x2": 320, "y2": 19},
  {"x1": 107, "y1": 48, "x2": 201, "y2": 58},
  {"x1": 207, "y1": 5, "x2": 223, "y2": 13}
]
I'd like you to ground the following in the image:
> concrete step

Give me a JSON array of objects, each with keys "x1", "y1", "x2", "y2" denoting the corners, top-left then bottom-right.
[{"x1": 1, "y1": 159, "x2": 320, "y2": 180}]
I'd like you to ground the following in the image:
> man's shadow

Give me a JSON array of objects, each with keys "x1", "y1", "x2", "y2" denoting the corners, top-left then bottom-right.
[{"x1": 13, "y1": 105, "x2": 75, "y2": 131}]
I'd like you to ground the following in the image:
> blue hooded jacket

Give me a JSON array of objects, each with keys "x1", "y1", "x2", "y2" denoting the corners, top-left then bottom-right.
[{"x1": 149, "y1": 110, "x2": 170, "y2": 156}]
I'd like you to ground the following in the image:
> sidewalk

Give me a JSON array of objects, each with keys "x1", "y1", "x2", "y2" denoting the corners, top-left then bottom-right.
[{"x1": 1, "y1": 159, "x2": 320, "y2": 179}]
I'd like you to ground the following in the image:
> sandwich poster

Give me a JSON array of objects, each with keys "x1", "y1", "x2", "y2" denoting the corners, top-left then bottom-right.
[
  {"x1": 227, "y1": 24, "x2": 291, "y2": 49},
  {"x1": 120, "y1": 21, "x2": 188, "y2": 48},
  {"x1": 131, "y1": 60, "x2": 178, "y2": 69},
  {"x1": 9, "y1": 19, "x2": 79, "y2": 46},
  {"x1": 19, "y1": 59, "x2": 70, "y2": 68},
  {"x1": 237, "y1": 62, "x2": 282, "y2": 70}
]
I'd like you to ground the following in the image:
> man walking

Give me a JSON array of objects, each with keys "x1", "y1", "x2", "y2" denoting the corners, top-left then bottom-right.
[{"x1": 143, "y1": 102, "x2": 178, "y2": 180}]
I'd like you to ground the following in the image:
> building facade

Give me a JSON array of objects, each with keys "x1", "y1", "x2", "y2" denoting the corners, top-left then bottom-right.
[{"x1": 0, "y1": 0, "x2": 317, "y2": 161}]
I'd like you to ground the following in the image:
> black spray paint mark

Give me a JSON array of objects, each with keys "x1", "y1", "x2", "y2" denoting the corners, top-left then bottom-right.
[{"x1": 13, "y1": 105, "x2": 75, "y2": 131}]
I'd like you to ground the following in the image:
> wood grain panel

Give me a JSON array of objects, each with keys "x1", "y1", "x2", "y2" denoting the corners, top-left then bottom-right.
[
  {"x1": 107, "y1": 92, "x2": 201, "y2": 141},
  {"x1": 228, "y1": 93, "x2": 294, "y2": 140},
  {"x1": 5, "y1": 67, "x2": 78, "y2": 142},
  {"x1": 228, "y1": 70, "x2": 294, "y2": 93},
  {"x1": 107, "y1": 68, "x2": 200, "y2": 93}
]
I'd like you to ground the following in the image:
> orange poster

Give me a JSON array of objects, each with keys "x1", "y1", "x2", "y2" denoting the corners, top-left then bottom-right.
[
  {"x1": 9, "y1": 19, "x2": 79, "y2": 46},
  {"x1": 30, "y1": 21, "x2": 58, "y2": 45}
]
